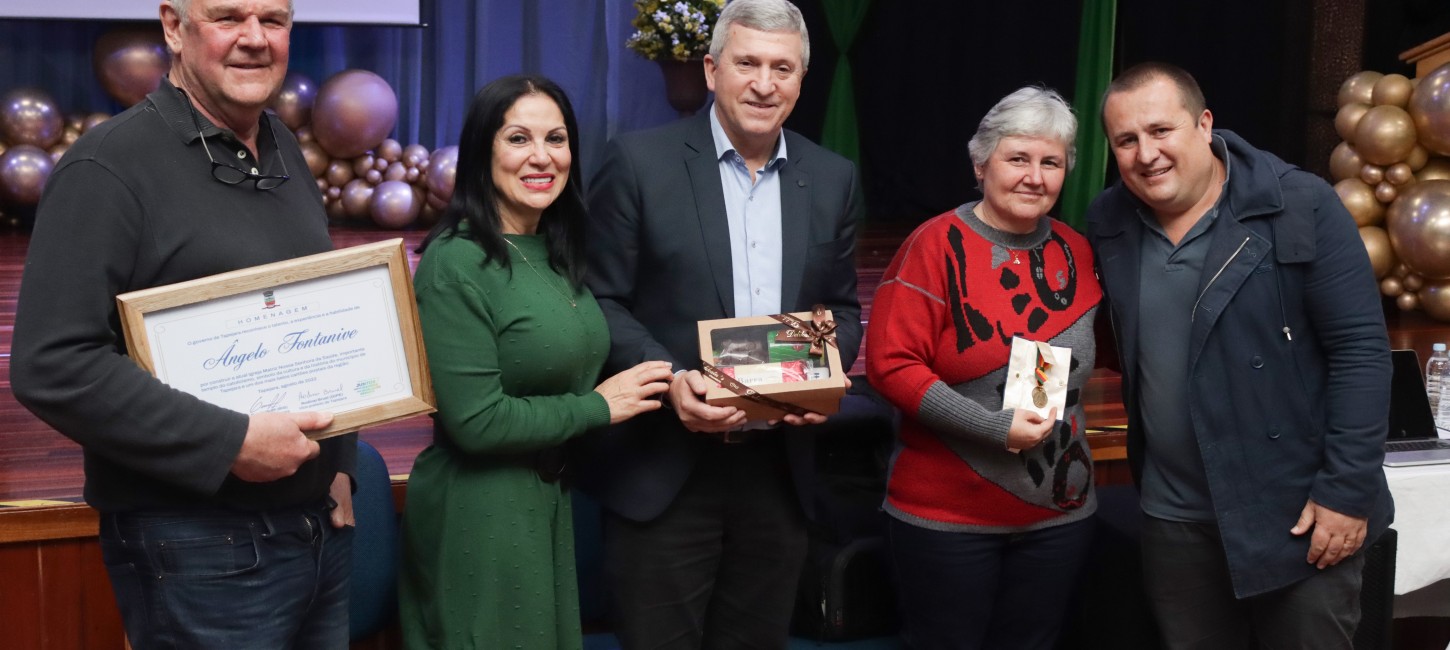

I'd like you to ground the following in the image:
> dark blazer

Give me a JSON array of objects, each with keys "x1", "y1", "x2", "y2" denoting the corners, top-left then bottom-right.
[
  {"x1": 577, "y1": 111, "x2": 864, "y2": 522},
  {"x1": 1086, "y1": 130, "x2": 1393, "y2": 598}
]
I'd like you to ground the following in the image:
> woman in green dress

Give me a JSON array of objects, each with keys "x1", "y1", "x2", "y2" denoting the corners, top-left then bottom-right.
[{"x1": 399, "y1": 75, "x2": 673, "y2": 649}]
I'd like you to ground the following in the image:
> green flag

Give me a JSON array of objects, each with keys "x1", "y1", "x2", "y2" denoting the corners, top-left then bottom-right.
[
  {"x1": 819, "y1": 0, "x2": 871, "y2": 170},
  {"x1": 1061, "y1": 0, "x2": 1116, "y2": 229}
]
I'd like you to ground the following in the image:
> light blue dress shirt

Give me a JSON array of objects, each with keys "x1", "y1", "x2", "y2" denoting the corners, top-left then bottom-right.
[{"x1": 709, "y1": 104, "x2": 786, "y2": 318}]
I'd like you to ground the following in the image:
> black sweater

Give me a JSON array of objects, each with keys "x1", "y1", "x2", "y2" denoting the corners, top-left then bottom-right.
[{"x1": 10, "y1": 80, "x2": 354, "y2": 512}]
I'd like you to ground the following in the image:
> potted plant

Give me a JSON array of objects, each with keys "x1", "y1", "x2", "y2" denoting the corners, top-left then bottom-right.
[{"x1": 626, "y1": 0, "x2": 725, "y2": 115}]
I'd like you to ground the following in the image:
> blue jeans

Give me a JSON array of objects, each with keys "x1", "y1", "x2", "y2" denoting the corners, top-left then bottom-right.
[
  {"x1": 98, "y1": 499, "x2": 352, "y2": 650},
  {"x1": 888, "y1": 515, "x2": 1096, "y2": 650}
]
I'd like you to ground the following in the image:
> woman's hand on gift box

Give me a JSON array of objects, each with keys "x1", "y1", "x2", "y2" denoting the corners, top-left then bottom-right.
[
  {"x1": 596, "y1": 361, "x2": 675, "y2": 425},
  {"x1": 670, "y1": 369, "x2": 748, "y2": 432}
]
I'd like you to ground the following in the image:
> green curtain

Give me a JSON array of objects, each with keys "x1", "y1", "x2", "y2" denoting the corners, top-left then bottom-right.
[
  {"x1": 819, "y1": 0, "x2": 871, "y2": 169},
  {"x1": 1061, "y1": 0, "x2": 1116, "y2": 229}
]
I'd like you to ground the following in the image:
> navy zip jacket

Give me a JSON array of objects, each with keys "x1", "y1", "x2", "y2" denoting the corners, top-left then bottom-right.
[{"x1": 1086, "y1": 130, "x2": 1393, "y2": 598}]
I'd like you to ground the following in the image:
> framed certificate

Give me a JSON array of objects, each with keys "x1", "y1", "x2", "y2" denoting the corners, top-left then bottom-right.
[{"x1": 117, "y1": 239, "x2": 435, "y2": 440}]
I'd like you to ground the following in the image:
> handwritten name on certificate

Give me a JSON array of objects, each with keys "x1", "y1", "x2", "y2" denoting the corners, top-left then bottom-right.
[{"x1": 142, "y1": 265, "x2": 411, "y2": 416}]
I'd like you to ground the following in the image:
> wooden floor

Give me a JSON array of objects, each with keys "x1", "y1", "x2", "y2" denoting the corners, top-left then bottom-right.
[{"x1": 0, "y1": 221, "x2": 1447, "y2": 503}]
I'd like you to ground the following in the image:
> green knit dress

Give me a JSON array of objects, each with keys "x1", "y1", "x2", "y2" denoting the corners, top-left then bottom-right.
[{"x1": 399, "y1": 232, "x2": 611, "y2": 650}]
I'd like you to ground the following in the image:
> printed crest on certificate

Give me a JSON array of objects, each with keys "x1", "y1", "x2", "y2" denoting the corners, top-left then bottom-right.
[{"x1": 117, "y1": 239, "x2": 435, "y2": 440}]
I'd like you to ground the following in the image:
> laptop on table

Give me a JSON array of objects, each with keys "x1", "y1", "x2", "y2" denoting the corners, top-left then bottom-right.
[{"x1": 1384, "y1": 349, "x2": 1450, "y2": 467}]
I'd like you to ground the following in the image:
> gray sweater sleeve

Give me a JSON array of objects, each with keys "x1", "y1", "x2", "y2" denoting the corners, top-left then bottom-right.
[{"x1": 916, "y1": 380, "x2": 1014, "y2": 448}]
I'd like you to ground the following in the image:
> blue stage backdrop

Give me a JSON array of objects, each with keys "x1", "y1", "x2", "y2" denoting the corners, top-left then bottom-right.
[{"x1": 0, "y1": 0, "x2": 682, "y2": 192}]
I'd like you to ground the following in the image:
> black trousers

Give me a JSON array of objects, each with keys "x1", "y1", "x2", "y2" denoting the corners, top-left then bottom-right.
[
  {"x1": 604, "y1": 436, "x2": 808, "y2": 650},
  {"x1": 1141, "y1": 516, "x2": 1364, "y2": 650}
]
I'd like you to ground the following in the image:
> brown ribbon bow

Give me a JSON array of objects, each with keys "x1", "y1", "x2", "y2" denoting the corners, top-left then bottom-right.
[{"x1": 770, "y1": 305, "x2": 838, "y2": 357}]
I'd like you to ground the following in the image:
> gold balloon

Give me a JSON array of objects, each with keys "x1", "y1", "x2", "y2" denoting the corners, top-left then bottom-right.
[
  {"x1": 1419, "y1": 158, "x2": 1450, "y2": 182},
  {"x1": 383, "y1": 161, "x2": 408, "y2": 182},
  {"x1": 402, "y1": 144, "x2": 429, "y2": 169},
  {"x1": 1398, "y1": 292, "x2": 1420, "y2": 311},
  {"x1": 83, "y1": 113, "x2": 109, "y2": 131},
  {"x1": 1360, "y1": 226, "x2": 1396, "y2": 278},
  {"x1": 1387, "y1": 163, "x2": 1415, "y2": 186},
  {"x1": 1372, "y1": 73, "x2": 1414, "y2": 108},
  {"x1": 377, "y1": 139, "x2": 403, "y2": 163},
  {"x1": 352, "y1": 154, "x2": 375, "y2": 178},
  {"x1": 1360, "y1": 164, "x2": 1385, "y2": 185},
  {"x1": 1405, "y1": 274, "x2": 1425, "y2": 292},
  {"x1": 1338, "y1": 71, "x2": 1384, "y2": 108},
  {"x1": 1418, "y1": 281, "x2": 1450, "y2": 321},
  {"x1": 340, "y1": 179, "x2": 374, "y2": 218},
  {"x1": 1395, "y1": 262, "x2": 1411, "y2": 278},
  {"x1": 1407, "y1": 145, "x2": 1431, "y2": 171},
  {"x1": 1336, "y1": 103, "x2": 1370, "y2": 143},
  {"x1": 300, "y1": 141, "x2": 328, "y2": 178},
  {"x1": 1355, "y1": 105, "x2": 1419, "y2": 165},
  {"x1": 1375, "y1": 181, "x2": 1399, "y2": 204},
  {"x1": 1335, "y1": 178, "x2": 1384, "y2": 226},
  {"x1": 1386, "y1": 180, "x2": 1450, "y2": 278},
  {"x1": 1328, "y1": 142, "x2": 1363, "y2": 181},
  {"x1": 1382, "y1": 276, "x2": 1405, "y2": 297},
  {"x1": 325, "y1": 160, "x2": 353, "y2": 188},
  {"x1": 1409, "y1": 61, "x2": 1450, "y2": 156},
  {"x1": 324, "y1": 197, "x2": 347, "y2": 220}
]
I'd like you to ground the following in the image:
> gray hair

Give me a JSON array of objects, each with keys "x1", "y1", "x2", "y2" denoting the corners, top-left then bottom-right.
[
  {"x1": 709, "y1": 0, "x2": 810, "y2": 69},
  {"x1": 165, "y1": 0, "x2": 294, "y2": 25},
  {"x1": 967, "y1": 86, "x2": 1078, "y2": 186}
]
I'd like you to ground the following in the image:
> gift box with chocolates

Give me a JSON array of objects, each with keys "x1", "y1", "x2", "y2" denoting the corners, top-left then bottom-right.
[{"x1": 695, "y1": 306, "x2": 847, "y2": 421}]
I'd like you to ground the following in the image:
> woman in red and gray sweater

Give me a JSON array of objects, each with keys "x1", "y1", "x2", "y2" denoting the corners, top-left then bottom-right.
[{"x1": 866, "y1": 86, "x2": 1102, "y2": 650}]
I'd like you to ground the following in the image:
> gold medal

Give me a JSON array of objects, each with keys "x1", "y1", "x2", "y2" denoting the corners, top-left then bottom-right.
[{"x1": 1032, "y1": 385, "x2": 1047, "y2": 408}]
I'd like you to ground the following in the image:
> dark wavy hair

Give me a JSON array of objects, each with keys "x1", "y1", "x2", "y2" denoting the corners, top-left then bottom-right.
[{"x1": 420, "y1": 74, "x2": 587, "y2": 290}]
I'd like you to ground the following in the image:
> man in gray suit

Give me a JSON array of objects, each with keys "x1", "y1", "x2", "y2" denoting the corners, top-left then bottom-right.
[{"x1": 581, "y1": 0, "x2": 863, "y2": 646}]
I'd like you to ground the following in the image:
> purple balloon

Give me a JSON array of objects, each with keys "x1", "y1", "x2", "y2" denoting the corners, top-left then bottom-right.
[
  {"x1": 370, "y1": 180, "x2": 421, "y2": 229},
  {"x1": 271, "y1": 73, "x2": 317, "y2": 131},
  {"x1": 92, "y1": 26, "x2": 170, "y2": 108},
  {"x1": 1, "y1": 89, "x2": 65, "y2": 149},
  {"x1": 0, "y1": 145, "x2": 56, "y2": 206},
  {"x1": 426, "y1": 146, "x2": 458, "y2": 204},
  {"x1": 311, "y1": 70, "x2": 398, "y2": 159}
]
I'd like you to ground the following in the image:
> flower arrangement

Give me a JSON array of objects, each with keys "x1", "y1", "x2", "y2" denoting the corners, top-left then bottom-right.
[{"x1": 626, "y1": 0, "x2": 725, "y2": 62}]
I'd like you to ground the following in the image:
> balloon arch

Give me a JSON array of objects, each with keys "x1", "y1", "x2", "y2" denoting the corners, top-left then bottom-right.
[
  {"x1": 1332, "y1": 62, "x2": 1450, "y2": 321},
  {"x1": 0, "y1": 26, "x2": 456, "y2": 231}
]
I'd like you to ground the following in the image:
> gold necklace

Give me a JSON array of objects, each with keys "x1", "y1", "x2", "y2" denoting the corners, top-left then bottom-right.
[{"x1": 504, "y1": 237, "x2": 577, "y2": 308}]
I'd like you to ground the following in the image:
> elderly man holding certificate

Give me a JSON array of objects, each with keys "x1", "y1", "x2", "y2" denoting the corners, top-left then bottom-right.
[{"x1": 9, "y1": 0, "x2": 355, "y2": 647}]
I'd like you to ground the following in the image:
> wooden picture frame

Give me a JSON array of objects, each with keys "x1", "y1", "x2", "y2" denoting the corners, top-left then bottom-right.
[{"x1": 117, "y1": 239, "x2": 434, "y2": 440}]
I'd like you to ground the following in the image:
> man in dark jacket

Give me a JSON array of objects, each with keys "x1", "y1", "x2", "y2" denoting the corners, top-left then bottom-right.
[
  {"x1": 1086, "y1": 62, "x2": 1393, "y2": 648},
  {"x1": 10, "y1": 1, "x2": 354, "y2": 647}
]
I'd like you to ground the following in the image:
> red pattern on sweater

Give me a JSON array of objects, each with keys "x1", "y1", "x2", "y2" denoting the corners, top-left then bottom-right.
[{"x1": 868, "y1": 210, "x2": 1101, "y2": 528}]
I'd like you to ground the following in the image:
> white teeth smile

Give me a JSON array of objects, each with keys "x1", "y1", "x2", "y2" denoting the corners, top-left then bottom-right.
[
  {"x1": 1144, "y1": 168, "x2": 1170, "y2": 177},
  {"x1": 523, "y1": 177, "x2": 552, "y2": 186}
]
